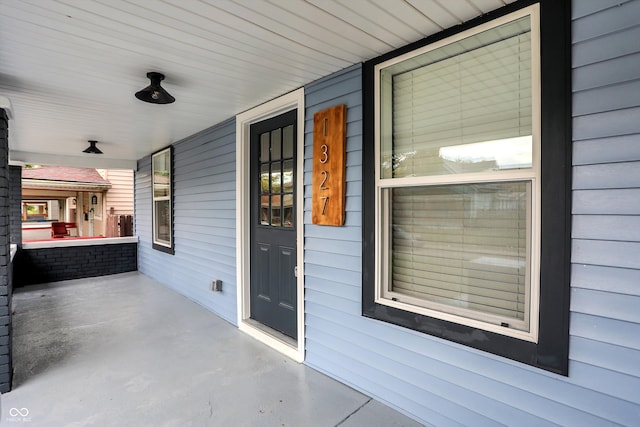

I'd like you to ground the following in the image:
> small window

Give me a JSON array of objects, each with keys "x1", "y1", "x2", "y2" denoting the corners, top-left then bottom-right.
[
  {"x1": 152, "y1": 147, "x2": 174, "y2": 253},
  {"x1": 363, "y1": 1, "x2": 571, "y2": 374}
]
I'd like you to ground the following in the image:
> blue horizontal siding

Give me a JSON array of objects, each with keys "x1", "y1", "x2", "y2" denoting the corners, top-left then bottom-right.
[{"x1": 136, "y1": 118, "x2": 237, "y2": 325}]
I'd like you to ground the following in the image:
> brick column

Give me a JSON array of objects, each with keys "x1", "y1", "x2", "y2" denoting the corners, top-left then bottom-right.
[{"x1": 0, "y1": 109, "x2": 12, "y2": 393}]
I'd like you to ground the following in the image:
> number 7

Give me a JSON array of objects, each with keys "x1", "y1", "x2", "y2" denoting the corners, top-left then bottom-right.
[{"x1": 321, "y1": 196, "x2": 329, "y2": 215}]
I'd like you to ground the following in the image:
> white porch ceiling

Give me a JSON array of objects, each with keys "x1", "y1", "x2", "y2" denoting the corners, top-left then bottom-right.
[{"x1": 0, "y1": 0, "x2": 512, "y2": 169}]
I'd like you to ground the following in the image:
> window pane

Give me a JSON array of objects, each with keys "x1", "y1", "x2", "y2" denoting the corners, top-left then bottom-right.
[
  {"x1": 380, "y1": 16, "x2": 532, "y2": 178},
  {"x1": 260, "y1": 164, "x2": 270, "y2": 193},
  {"x1": 282, "y1": 160, "x2": 294, "y2": 192},
  {"x1": 389, "y1": 181, "x2": 529, "y2": 328},
  {"x1": 153, "y1": 151, "x2": 171, "y2": 198},
  {"x1": 154, "y1": 199, "x2": 171, "y2": 244},
  {"x1": 271, "y1": 128, "x2": 282, "y2": 161},
  {"x1": 260, "y1": 195, "x2": 269, "y2": 225},
  {"x1": 271, "y1": 195, "x2": 281, "y2": 226},
  {"x1": 271, "y1": 161, "x2": 282, "y2": 193},
  {"x1": 283, "y1": 125, "x2": 294, "y2": 158},
  {"x1": 283, "y1": 194, "x2": 294, "y2": 227},
  {"x1": 260, "y1": 133, "x2": 270, "y2": 162}
]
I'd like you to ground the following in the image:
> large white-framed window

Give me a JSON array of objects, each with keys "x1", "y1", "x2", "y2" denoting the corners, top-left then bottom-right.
[
  {"x1": 374, "y1": 6, "x2": 540, "y2": 342},
  {"x1": 363, "y1": 0, "x2": 572, "y2": 375},
  {"x1": 152, "y1": 147, "x2": 173, "y2": 253}
]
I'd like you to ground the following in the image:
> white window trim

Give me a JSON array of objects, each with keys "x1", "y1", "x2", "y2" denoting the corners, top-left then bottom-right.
[
  {"x1": 373, "y1": 5, "x2": 541, "y2": 343},
  {"x1": 235, "y1": 88, "x2": 305, "y2": 362},
  {"x1": 152, "y1": 147, "x2": 172, "y2": 249}
]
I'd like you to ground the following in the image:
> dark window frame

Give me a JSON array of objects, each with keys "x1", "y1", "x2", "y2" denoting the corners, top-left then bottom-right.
[
  {"x1": 151, "y1": 146, "x2": 175, "y2": 255},
  {"x1": 362, "y1": 0, "x2": 571, "y2": 375}
]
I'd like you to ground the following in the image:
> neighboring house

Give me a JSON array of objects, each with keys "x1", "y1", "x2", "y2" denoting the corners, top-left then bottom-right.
[
  {"x1": 21, "y1": 166, "x2": 133, "y2": 239},
  {"x1": 1, "y1": 0, "x2": 639, "y2": 425},
  {"x1": 98, "y1": 169, "x2": 134, "y2": 217}
]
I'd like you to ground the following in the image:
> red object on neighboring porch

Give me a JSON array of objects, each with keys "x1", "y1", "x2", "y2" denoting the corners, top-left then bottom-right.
[{"x1": 51, "y1": 222, "x2": 69, "y2": 238}]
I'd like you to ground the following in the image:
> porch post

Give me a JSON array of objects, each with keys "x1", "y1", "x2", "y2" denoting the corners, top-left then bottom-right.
[{"x1": 0, "y1": 108, "x2": 13, "y2": 392}]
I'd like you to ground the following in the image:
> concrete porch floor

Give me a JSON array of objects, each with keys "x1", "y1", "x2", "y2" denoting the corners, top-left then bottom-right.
[{"x1": 1, "y1": 272, "x2": 423, "y2": 426}]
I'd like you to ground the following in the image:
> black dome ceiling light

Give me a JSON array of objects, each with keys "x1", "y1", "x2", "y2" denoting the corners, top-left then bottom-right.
[
  {"x1": 83, "y1": 140, "x2": 103, "y2": 154},
  {"x1": 135, "y1": 72, "x2": 175, "y2": 104}
]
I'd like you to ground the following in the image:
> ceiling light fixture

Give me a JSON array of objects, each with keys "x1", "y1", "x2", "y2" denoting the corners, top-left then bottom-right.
[
  {"x1": 83, "y1": 140, "x2": 103, "y2": 154},
  {"x1": 135, "y1": 72, "x2": 175, "y2": 104}
]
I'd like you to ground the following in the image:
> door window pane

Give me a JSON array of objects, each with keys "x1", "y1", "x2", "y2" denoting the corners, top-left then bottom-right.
[
  {"x1": 271, "y1": 128, "x2": 282, "y2": 161},
  {"x1": 260, "y1": 164, "x2": 270, "y2": 193},
  {"x1": 271, "y1": 195, "x2": 282, "y2": 226},
  {"x1": 271, "y1": 162, "x2": 282, "y2": 192},
  {"x1": 282, "y1": 160, "x2": 294, "y2": 192},
  {"x1": 260, "y1": 133, "x2": 270, "y2": 162},
  {"x1": 283, "y1": 125, "x2": 294, "y2": 158}
]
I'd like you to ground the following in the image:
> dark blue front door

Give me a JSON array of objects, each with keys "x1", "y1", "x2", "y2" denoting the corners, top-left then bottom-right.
[{"x1": 250, "y1": 110, "x2": 297, "y2": 339}]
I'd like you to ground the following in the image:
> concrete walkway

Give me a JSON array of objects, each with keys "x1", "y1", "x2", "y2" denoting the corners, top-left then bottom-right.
[{"x1": 1, "y1": 272, "x2": 423, "y2": 426}]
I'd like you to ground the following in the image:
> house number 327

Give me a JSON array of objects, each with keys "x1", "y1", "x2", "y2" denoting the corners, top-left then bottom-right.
[
  {"x1": 312, "y1": 104, "x2": 346, "y2": 226},
  {"x1": 319, "y1": 143, "x2": 329, "y2": 214}
]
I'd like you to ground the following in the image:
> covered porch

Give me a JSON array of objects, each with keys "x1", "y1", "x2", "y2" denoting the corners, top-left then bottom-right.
[{"x1": 3, "y1": 272, "x2": 421, "y2": 426}]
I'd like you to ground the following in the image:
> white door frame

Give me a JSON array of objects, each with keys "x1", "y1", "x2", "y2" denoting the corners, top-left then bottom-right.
[{"x1": 235, "y1": 88, "x2": 305, "y2": 362}]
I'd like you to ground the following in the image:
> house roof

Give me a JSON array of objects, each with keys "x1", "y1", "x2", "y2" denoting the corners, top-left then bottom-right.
[
  {"x1": 22, "y1": 166, "x2": 112, "y2": 192},
  {"x1": 23, "y1": 166, "x2": 110, "y2": 184}
]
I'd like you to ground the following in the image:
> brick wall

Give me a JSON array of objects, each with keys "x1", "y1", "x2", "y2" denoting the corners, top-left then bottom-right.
[
  {"x1": 0, "y1": 108, "x2": 12, "y2": 393},
  {"x1": 14, "y1": 242, "x2": 137, "y2": 286},
  {"x1": 9, "y1": 165, "x2": 21, "y2": 247}
]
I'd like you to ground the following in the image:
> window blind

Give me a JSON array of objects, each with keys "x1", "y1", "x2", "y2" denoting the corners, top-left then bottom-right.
[
  {"x1": 381, "y1": 17, "x2": 532, "y2": 178},
  {"x1": 390, "y1": 182, "x2": 529, "y2": 324}
]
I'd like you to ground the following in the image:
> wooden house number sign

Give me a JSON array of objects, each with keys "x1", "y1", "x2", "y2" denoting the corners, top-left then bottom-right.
[{"x1": 312, "y1": 104, "x2": 346, "y2": 226}]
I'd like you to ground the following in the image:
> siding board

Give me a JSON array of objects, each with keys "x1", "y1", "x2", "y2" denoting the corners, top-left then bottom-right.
[
  {"x1": 573, "y1": 106, "x2": 640, "y2": 140},
  {"x1": 573, "y1": 189, "x2": 640, "y2": 215},
  {"x1": 572, "y1": 25, "x2": 640, "y2": 68},
  {"x1": 573, "y1": 52, "x2": 640, "y2": 92},
  {"x1": 570, "y1": 336, "x2": 640, "y2": 378},
  {"x1": 571, "y1": 312, "x2": 640, "y2": 352},
  {"x1": 573, "y1": 134, "x2": 640, "y2": 165},
  {"x1": 572, "y1": 239, "x2": 640, "y2": 269},
  {"x1": 573, "y1": 80, "x2": 640, "y2": 116},
  {"x1": 572, "y1": 215, "x2": 640, "y2": 242},
  {"x1": 573, "y1": 162, "x2": 640, "y2": 189},
  {"x1": 571, "y1": 287, "x2": 640, "y2": 323},
  {"x1": 571, "y1": 264, "x2": 640, "y2": 295}
]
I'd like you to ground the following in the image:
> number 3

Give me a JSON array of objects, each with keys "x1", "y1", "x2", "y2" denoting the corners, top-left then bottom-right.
[{"x1": 319, "y1": 144, "x2": 328, "y2": 164}]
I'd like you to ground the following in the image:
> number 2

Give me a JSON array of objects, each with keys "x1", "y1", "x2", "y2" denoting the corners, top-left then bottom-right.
[{"x1": 320, "y1": 170, "x2": 329, "y2": 190}]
